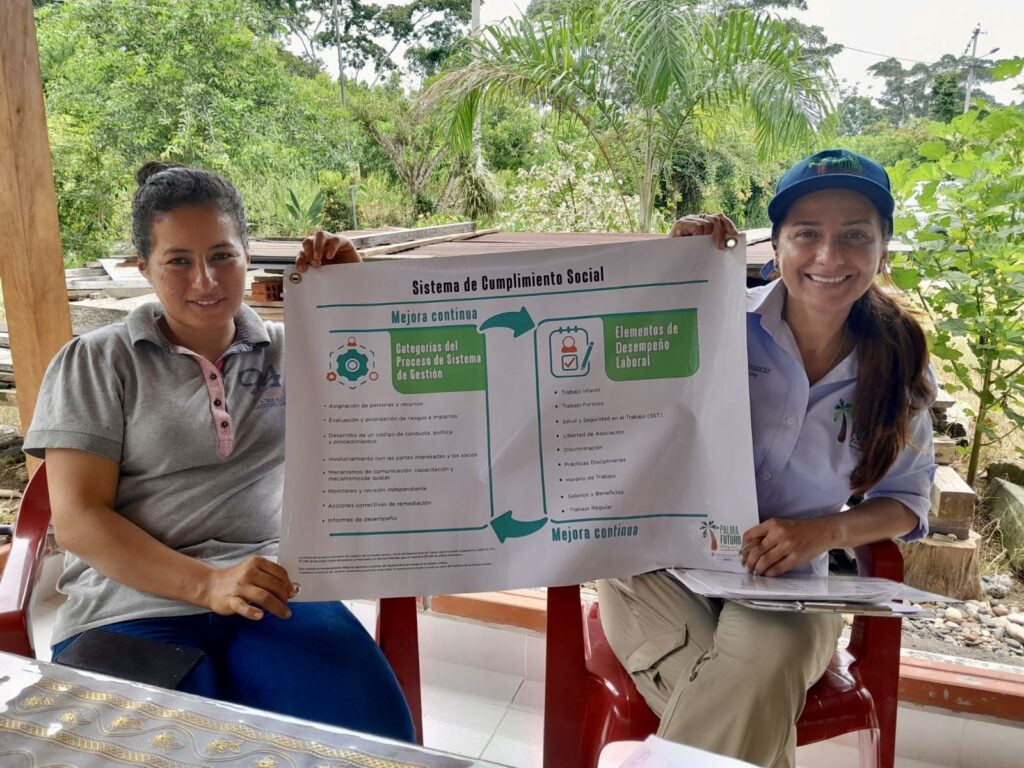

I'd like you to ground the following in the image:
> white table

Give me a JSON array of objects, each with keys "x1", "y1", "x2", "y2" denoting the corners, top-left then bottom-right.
[{"x1": 0, "y1": 650, "x2": 500, "y2": 768}]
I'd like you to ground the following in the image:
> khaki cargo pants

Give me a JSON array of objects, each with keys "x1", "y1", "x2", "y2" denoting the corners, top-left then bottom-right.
[{"x1": 597, "y1": 571, "x2": 843, "y2": 768}]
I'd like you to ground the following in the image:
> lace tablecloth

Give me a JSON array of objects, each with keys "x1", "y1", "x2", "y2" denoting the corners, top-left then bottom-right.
[{"x1": 0, "y1": 651, "x2": 497, "y2": 768}]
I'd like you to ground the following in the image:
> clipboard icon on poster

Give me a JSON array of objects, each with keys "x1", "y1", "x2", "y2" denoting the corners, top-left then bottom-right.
[{"x1": 549, "y1": 326, "x2": 595, "y2": 378}]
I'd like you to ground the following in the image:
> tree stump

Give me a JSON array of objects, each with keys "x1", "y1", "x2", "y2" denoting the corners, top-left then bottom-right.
[{"x1": 899, "y1": 531, "x2": 982, "y2": 601}]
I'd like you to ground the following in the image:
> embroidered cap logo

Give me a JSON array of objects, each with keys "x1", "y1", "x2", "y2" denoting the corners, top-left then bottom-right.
[{"x1": 808, "y1": 155, "x2": 864, "y2": 176}]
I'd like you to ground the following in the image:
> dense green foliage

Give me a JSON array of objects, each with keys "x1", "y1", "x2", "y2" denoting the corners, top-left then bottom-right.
[
  {"x1": 34, "y1": 0, "x2": 1021, "y2": 280},
  {"x1": 890, "y1": 94, "x2": 1024, "y2": 483},
  {"x1": 36, "y1": 0, "x2": 366, "y2": 261}
]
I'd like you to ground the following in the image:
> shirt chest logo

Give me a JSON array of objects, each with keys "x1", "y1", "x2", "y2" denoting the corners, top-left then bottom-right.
[
  {"x1": 239, "y1": 364, "x2": 283, "y2": 394},
  {"x1": 832, "y1": 398, "x2": 853, "y2": 443}
]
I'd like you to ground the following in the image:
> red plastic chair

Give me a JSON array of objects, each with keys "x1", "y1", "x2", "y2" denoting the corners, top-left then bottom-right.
[
  {"x1": 544, "y1": 541, "x2": 904, "y2": 768},
  {"x1": 0, "y1": 462, "x2": 424, "y2": 744}
]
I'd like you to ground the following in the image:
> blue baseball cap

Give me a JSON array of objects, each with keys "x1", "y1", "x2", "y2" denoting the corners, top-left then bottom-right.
[{"x1": 767, "y1": 149, "x2": 894, "y2": 228}]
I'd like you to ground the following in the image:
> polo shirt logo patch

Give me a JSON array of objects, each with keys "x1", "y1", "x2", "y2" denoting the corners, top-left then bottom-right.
[
  {"x1": 833, "y1": 398, "x2": 853, "y2": 443},
  {"x1": 239, "y1": 365, "x2": 283, "y2": 394}
]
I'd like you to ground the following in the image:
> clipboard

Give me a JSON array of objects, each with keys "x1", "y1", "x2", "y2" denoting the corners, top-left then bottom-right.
[{"x1": 734, "y1": 599, "x2": 929, "y2": 616}]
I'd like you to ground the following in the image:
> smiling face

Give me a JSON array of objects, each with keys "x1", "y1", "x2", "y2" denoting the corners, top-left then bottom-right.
[
  {"x1": 775, "y1": 188, "x2": 888, "y2": 327},
  {"x1": 139, "y1": 204, "x2": 249, "y2": 355}
]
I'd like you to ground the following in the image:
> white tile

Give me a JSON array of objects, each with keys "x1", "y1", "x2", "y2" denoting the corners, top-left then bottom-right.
[
  {"x1": 896, "y1": 705, "x2": 966, "y2": 765},
  {"x1": 524, "y1": 634, "x2": 545, "y2": 682},
  {"x1": 480, "y1": 708, "x2": 544, "y2": 768},
  {"x1": 420, "y1": 612, "x2": 527, "y2": 677},
  {"x1": 422, "y1": 658, "x2": 523, "y2": 709},
  {"x1": 958, "y1": 716, "x2": 1024, "y2": 768},
  {"x1": 422, "y1": 696, "x2": 509, "y2": 758},
  {"x1": 510, "y1": 679, "x2": 544, "y2": 715}
]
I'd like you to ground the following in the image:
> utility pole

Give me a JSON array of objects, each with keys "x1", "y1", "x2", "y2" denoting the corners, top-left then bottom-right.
[{"x1": 962, "y1": 24, "x2": 982, "y2": 114}]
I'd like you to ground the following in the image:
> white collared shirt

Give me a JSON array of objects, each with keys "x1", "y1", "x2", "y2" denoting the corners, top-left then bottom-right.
[{"x1": 746, "y1": 280, "x2": 934, "y2": 573}]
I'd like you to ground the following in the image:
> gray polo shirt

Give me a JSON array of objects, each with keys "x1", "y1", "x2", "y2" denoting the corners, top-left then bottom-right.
[{"x1": 24, "y1": 303, "x2": 286, "y2": 645}]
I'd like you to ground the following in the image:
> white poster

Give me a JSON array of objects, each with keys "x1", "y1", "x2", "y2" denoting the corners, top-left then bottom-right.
[{"x1": 280, "y1": 237, "x2": 758, "y2": 599}]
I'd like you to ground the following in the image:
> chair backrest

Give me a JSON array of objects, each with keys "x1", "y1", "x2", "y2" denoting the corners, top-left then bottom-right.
[
  {"x1": 0, "y1": 462, "x2": 51, "y2": 658},
  {"x1": 0, "y1": 462, "x2": 424, "y2": 744}
]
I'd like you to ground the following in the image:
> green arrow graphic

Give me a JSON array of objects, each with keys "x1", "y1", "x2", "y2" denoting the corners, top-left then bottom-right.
[
  {"x1": 479, "y1": 307, "x2": 535, "y2": 337},
  {"x1": 490, "y1": 510, "x2": 548, "y2": 543}
]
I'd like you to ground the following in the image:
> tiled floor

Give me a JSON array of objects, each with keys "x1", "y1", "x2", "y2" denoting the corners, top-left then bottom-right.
[{"x1": 27, "y1": 591, "x2": 1023, "y2": 768}]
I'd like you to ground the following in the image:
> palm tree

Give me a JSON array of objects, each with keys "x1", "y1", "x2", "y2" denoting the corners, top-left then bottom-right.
[
  {"x1": 421, "y1": 0, "x2": 835, "y2": 231},
  {"x1": 700, "y1": 520, "x2": 719, "y2": 551},
  {"x1": 833, "y1": 398, "x2": 853, "y2": 443}
]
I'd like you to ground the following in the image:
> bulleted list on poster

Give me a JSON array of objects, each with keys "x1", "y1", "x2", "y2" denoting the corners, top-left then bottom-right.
[{"x1": 280, "y1": 236, "x2": 758, "y2": 599}]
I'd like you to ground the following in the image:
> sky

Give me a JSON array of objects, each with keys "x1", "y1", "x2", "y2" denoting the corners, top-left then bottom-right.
[{"x1": 477, "y1": 0, "x2": 1024, "y2": 104}]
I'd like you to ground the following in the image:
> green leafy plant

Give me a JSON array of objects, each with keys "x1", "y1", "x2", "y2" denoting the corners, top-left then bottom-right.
[
  {"x1": 890, "y1": 84, "x2": 1024, "y2": 484},
  {"x1": 495, "y1": 138, "x2": 664, "y2": 233},
  {"x1": 281, "y1": 188, "x2": 325, "y2": 236}
]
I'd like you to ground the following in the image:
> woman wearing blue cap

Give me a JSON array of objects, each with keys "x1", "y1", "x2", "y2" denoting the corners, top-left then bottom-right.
[{"x1": 597, "y1": 149, "x2": 936, "y2": 767}]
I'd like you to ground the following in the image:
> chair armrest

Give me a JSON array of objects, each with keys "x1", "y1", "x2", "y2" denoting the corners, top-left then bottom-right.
[
  {"x1": 0, "y1": 521, "x2": 49, "y2": 657},
  {"x1": 852, "y1": 539, "x2": 904, "y2": 582},
  {"x1": 847, "y1": 539, "x2": 904, "y2": 668}
]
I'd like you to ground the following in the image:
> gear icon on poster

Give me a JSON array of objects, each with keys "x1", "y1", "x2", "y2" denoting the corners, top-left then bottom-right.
[{"x1": 328, "y1": 336, "x2": 378, "y2": 388}]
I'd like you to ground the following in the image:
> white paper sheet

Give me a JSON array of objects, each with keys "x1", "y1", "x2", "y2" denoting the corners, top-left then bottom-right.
[
  {"x1": 617, "y1": 736, "x2": 758, "y2": 767},
  {"x1": 280, "y1": 237, "x2": 759, "y2": 599}
]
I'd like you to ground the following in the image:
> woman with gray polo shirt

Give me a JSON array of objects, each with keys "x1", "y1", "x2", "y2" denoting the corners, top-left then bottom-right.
[{"x1": 24, "y1": 163, "x2": 414, "y2": 740}]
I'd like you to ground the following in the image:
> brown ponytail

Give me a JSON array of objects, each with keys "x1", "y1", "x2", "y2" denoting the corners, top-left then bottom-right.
[{"x1": 846, "y1": 283, "x2": 934, "y2": 496}]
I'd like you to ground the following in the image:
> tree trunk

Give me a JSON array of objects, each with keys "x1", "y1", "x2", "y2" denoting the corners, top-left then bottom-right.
[{"x1": 898, "y1": 531, "x2": 982, "y2": 601}]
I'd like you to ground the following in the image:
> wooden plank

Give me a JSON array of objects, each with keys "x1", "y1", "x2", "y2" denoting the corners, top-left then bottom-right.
[
  {"x1": 65, "y1": 281, "x2": 156, "y2": 299},
  {"x1": 248, "y1": 223, "x2": 478, "y2": 263},
  {"x1": 64, "y1": 266, "x2": 106, "y2": 279},
  {"x1": 933, "y1": 435, "x2": 957, "y2": 466},
  {"x1": 928, "y1": 465, "x2": 976, "y2": 540},
  {"x1": 349, "y1": 221, "x2": 475, "y2": 250},
  {"x1": 0, "y1": 1, "x2": 74, "y2": 448},
  {"x1": 98, "y1": 258, "x2": 147, "y2": 283},
  {"x1": 362, "y1": 228, "x2": 501, "y2": 259},
  {"x1": 933, "y1": 386, "x2": 955, "y2": 410}
]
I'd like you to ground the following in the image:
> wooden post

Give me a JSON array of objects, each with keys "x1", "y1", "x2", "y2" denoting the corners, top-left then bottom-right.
[{"x1": 0, "y1": 0, "x2": 73, "y2": 466}]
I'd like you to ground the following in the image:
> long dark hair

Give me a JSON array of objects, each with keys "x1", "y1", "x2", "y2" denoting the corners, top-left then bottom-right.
[
  {"x1": 131, "y1": 162, "x2": 248, "y2": 263},
  {"x1": 846, "y1": 283, "x2": 934, "y2": 496}
]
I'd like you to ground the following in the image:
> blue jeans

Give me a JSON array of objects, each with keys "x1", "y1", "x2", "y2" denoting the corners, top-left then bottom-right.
[{"x1": 53, "y1": 601, "x2": 414, "y2": 742}]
